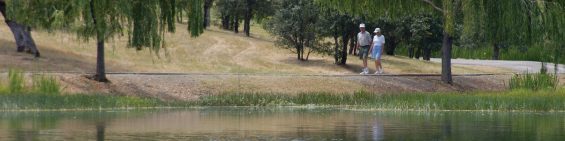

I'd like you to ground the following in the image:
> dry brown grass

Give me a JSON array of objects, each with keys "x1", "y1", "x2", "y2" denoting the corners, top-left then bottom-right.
[{"x1": 0, "y1": 17, "x2": 509, "y2": 75}]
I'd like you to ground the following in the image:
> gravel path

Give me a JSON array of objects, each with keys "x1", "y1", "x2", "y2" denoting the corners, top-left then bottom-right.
[{"x1": 431, "y1": 58, "x2": 565, "y2": 73}]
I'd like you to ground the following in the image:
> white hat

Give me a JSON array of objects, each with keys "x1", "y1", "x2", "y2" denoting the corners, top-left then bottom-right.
[
  {"x1": 359, "y1": 24, "x2": 366, "y2": 28},
  {"x1": 374, "y1": 28, "x2": 381, "y2": 33}
]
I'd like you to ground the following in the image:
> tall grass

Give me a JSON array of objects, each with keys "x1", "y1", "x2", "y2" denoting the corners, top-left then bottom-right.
[
  {"x1": 510, "y1": 73, "x2": 558, "y2": 90},
  {"x1": 195, "y1": 89, "x2": 565, "y2": 111},
  {"x1": 0, "y1": 94, "x2": 174, "y2": 110},
  {"x1": 8, "y1": 69, "x2": 25, "y2": 93},
  {"x1": 2, "y1": 69, "x2": 62, "y2": 95},
  {"x1": 32, "y1": 75, "x2": 61, "y2": 95}
]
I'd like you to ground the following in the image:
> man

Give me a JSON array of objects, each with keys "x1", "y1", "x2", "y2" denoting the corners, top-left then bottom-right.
[
  {"x1": 356, "y1": 23, "x2": 372, "y2": 75},
  {"x1": 370, "y1": 28, "x2": 385, "y2": 74}
]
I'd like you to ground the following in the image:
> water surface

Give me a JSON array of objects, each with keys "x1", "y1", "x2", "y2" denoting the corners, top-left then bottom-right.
[{"x1": 1, "y1": 107, "x2": 563, "y2": 141}]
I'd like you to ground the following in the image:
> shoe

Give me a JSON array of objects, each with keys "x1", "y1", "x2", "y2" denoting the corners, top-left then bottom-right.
[
  {"x1": 360, "y1": 68, "x2": 368, "y2": 75},
  {"x1": 378, "y1": 69, "x2": 384, "y2": 74}
]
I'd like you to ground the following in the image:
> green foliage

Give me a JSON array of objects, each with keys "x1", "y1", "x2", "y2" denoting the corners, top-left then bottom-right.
[
  {"x1": 5, "y1": 0, "x2": 205, "y2": 51},
  {"x1": 3, "y1": 70, "x2": 62, "y2": 95},
  {"x1": 32, "y1": 75, "x2": 61, "y2": 95},
  {"x1": 448, "y1": 44, "x2": 565, "y2": 64},
  {"x1": 197, "y1": 89, "x2": 565, "y2": 111},
  {"x1": 510, "y1": 72, "x2": 558, "y2": 91},
  {"x1": 8, "y1": 69, "x2": 24, "y2": 94},
  {"x1": 263, "y1": 0, "x2": 322, "y2": 60},
  {"x1": 0, "y1": 94, "x2": 170, "y2": 110}
]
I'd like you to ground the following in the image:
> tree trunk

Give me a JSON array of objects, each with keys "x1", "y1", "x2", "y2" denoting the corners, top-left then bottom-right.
[
  {"x1": 340, "y1": 34, "x2": 350, "y2": 65},
  {"x1": 203, "y1": 0, "x2": 213, "y2": 28},
  {"x1": 334, "y1": 36, "x2": 339, "y2": 64},
  {"x1": 348, "y1": 33, "x2": 356, "y2": 55},
  {"x1": 233, "y1": 15, "x2": 239, "y2": 33},
  {"x1": 415, "y1": 46, "x2": 422, "y2": 59},
  {"x1": 95, "y1": 38, "x2": 108, "y2": 82},
  {"x1": 423, "y1": 46, "x2": 431, "y2": 61},
  {"x1": 222, "y1": 15, "x2": 230, "y2": 29},
  {"x1": 243, "y1": 0, "x2": 254, "y2": 37},
  {"x1": 492, "y1": 43, "x2": 500, "y2": 60},
  {"x1": 385, "y1": 38, "x2": 397, "y2": 55},
  {"x1": 1, "y1": 1, "x2": 40, "y2": 57},
  {"x1": 408, "y1": 46, "x2": 415, "y2": 58},
  {"x1": 96, "y1": 122, "x2": 105, "y2": 141},
  {"x1": 442, "y1": 32, "x2": 453, "y2": 84},
  {"x1": 91, "y1": 0, "x2": 108, "y2": 82}
]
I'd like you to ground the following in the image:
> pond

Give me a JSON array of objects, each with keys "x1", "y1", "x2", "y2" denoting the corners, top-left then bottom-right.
[{"x1": 0, "y1": 107, "x2": 564, "y2": 141}]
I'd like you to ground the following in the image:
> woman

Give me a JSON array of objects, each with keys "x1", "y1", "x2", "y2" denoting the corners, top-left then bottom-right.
[{"x1": 370, "y1": 28, "x2": 385, "y2": 74}]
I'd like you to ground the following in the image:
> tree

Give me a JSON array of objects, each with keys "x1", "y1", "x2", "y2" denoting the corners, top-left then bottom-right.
[
  {"x1": 203, "y1": 0, "x2": 214, "y2": 28},
  {"x1": 317, "y1": 0, "x2": 561, "y2": 84},
  {"x1": 0, "y1": 0, "x2": 40, "y2": 57},
  {"x1": 216, "y1": 0, "x2": 274, "y2": 36},
  {"x1": 6, "y1": 0, "x2": 205, "y2": 82},
  {"x1": 264, "y1": 0, "x2": 322, "y2": 61},
  {"x1": 317, "y1": 8, "x2": 357, "y2": 65}
]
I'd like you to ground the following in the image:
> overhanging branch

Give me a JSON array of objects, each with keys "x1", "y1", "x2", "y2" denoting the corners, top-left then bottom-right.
[{"x1": 421, "y1": 0, "x2": 444, "y2": 13}]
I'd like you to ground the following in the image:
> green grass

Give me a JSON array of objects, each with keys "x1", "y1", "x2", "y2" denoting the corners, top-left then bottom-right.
[
  {"x1": 8, "y1": 69, "x2": 25, "y2": 93},
  {"x1": 0, "y1": 94, "x2": 182, "y2": 110},
  {"x1": 195, "y1": 89, "x2": 565, "y2": 111},
  {"x1": 510, "y1": 73, "x2": 558, "y2": 90},
  {"x1": 1, "y1": 89, "x2": 564, "y2": 111},
  {"x1": 32, "y1": 74, "x2": 61, "y2": 95}
]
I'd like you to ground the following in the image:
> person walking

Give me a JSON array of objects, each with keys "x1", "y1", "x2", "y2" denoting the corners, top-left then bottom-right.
[
  {"x1": 370, "y1": 28, "x2": 385, "y2": 74},
  {"x1": 356, "y1": 23, "x2": 372, "y2": 75}
]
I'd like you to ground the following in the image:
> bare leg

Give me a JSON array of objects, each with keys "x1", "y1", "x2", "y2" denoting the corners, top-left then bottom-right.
[
  {"x1": 374, "y1": 61, "x2": 379, "y2": 71},
  {"x1": 377, "y1": 60, "x2": 383, "y2": 72},
  {"x1": 363, "y1": 58, "x2": 368, "y2": 69}
]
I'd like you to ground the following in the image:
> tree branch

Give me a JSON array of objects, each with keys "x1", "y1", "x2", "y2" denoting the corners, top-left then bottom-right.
[
  {"x1": 0, "y1": 0, "x2": 6, "y2": 19},
  {"x1": 421, "y1": 0, "x2": 444, "y2": 13}
]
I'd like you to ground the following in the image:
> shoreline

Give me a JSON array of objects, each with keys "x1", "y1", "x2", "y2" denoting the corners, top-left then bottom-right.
[{"x1": 1, "y1": 89, "x2": 564, "y2": 112}]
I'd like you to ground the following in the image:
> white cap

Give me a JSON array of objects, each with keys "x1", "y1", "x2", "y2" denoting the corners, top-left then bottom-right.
[
  {"x1": 374, "y1": 28, "x2": 381, "y2": 33},
  {"x1": 359, "y1": 24, "x2": 365, "y2": 28}
]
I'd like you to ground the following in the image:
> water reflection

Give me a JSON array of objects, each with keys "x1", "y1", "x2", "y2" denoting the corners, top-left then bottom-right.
[{"x1": 0, "y1": 108, "x2": 564, "y2": 141}]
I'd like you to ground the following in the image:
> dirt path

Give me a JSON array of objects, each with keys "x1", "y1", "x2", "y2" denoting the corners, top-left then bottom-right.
[
  {"x1": 44, "y1": 72, "x2": 516, "y2": 101},
  {"x1": 431, "y1": 58, "x2": 565, "y2": 73}
]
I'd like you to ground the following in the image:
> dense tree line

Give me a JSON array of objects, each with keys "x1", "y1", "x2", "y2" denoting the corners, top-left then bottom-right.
[
  {"x1": 216, "y1": 0, "x2": 274, "y2": 36},
  {"x1": 319, "y1": 0, "x2": 564, "y2": 84}
]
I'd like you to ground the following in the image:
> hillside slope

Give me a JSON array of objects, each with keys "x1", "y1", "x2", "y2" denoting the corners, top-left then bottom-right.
[{"x1": 0, "y1": 18, "x2": 509, "y2": 74}]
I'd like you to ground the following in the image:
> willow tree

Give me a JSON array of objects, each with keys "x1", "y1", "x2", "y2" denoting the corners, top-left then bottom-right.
[
  {"x1": 5, "y1": 0, "x2": 204, "y2": 82},
  {"x1": 0, "y1": 0, "x2": 40, "y2": 57},
  {"x1": 318, "y1": 0, "x2": 563, "y2": 84}
]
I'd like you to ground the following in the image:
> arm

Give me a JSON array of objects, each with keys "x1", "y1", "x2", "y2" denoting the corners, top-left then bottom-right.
[
  {"x1": 355, "y1": 35, "x2": 360, "y2": 50},
  {"x1": 381, "y1": 37, "x2": 385, "y2": 54}
]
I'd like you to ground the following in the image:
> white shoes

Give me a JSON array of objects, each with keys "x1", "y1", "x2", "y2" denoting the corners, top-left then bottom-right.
[
  {"x1": 361, "y1": 68, "x2": 384, "y2": 75},
  {"x1": 373, "y1": 69, "x2": 384, "y2": 75},
  {"x1": 360, "y1": 68, "x2": 369, "y2": 75}
]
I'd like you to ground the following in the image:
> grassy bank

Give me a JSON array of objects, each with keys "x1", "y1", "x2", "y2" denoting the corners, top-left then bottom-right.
[
  {"x1": 0, "y1": 94, "x2": 175, "y2": 110},
  {"x1": 1, "y1": 89, "x2": 564, "y2": 111},
  {"x1": 195, "y1": 89, "x2": 565, "y2": 112}
]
